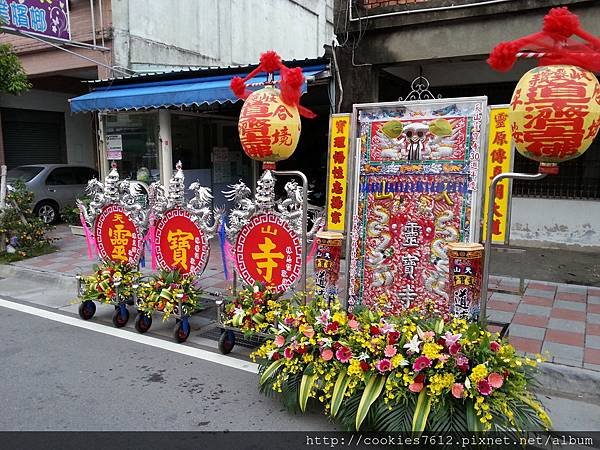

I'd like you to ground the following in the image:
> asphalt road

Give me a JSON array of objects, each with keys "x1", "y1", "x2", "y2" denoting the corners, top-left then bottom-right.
[{"x1": 0, "y1": 303, "x2": 334, "y2": 433}]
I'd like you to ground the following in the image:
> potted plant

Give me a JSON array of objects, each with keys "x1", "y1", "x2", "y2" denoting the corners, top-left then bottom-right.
[{"x1": 61, "y1": 199, "x2": 88, "y2": 236}]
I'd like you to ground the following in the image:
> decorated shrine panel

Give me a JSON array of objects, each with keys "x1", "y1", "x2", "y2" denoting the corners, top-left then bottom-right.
[{"x1": 348, "y1": 97, "x2": 487, "y2": 315}]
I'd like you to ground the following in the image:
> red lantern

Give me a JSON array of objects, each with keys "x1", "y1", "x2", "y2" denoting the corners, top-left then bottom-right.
[
  {"x1": 510, "y1": 65, "x2": 600, "y2": 174},
  {"x1": 238, "y1": 85, "x2": 301, "y2": 162}
]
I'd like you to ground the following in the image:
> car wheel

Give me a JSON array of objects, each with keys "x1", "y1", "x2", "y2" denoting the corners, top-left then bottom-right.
[{"x1": 34, "y1": 201, "x2": 58, "y2": 224}]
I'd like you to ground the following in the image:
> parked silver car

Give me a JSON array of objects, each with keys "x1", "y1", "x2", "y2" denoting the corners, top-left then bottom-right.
[{"x1": 7, "y1": 164, "x2": 99, "y2": 224}]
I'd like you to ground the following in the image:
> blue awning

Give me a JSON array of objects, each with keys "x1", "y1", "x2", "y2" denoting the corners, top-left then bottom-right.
[{"x1": 69, "y1": 65, "x2": 327, "y2": 113}]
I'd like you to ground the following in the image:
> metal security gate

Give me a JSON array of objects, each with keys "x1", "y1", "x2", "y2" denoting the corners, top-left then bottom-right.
[{"x1": 1, "y1": 108, "x2": 66, "y2": 169}]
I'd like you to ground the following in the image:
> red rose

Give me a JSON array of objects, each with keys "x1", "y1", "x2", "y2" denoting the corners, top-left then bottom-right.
[
  {"x1": 271, "y1": 352, "x2": 281, "y2": 360},
  {"x1": 449, "y1": 342, "x2": 461, "y2": 356},
  {"x1": 370, "y1": 325, "x2": 381, "y2": 335},
  {"x1": 297, "y1": 345, "x2": 308, "y2": 355},
  {"x1": 490, "y1": 341, "x2": 501, "y2": 352},
  {"x1": 360, "y1": 361, "x2": 370, "y2": 372},
  {"x1": 388, "y1": 331, "x2": 400, "y2": 345},
  {"x1": 325, "y1": 322, "x2": 339, "y2": 335}
]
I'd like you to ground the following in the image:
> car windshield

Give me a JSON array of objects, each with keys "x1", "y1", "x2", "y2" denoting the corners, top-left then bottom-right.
[{"x1": 7, "y1": 166, "x2": 44, "y2": 182}]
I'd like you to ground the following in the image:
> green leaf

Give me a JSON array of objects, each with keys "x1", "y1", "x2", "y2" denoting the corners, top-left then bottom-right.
[
  {"x1": 412, "y1": 389, "x2": 432, "y2": 432},
  {"x1": 259, "y1": 359, "x2": 284, "y2": 386},
  {"x1": 355, "y1": 374, "x2": 386, "y2": 431},
  {"x1": 299, "y1": 369, "x2": 318, "y2": 413},
  {"x1": 435, "y1": 318, "x2": 444, "y2": 335},
  {"x1": 466, "y1": 400, "x2": 482, "y2": 432},
  {"x1": 330, "y1": 368, "x2": 350, "y2": 417}
]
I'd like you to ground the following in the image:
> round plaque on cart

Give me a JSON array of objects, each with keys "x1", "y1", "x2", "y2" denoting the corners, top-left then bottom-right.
[
  {"x1": 154, "y1": 208, "x2": 210, "y2": 275},
  {"x1": 234, "y1": 213, "x2": 302, "y2": 292},
  {"x1": 94, "y1": 204, "x2": 143, "y2": 265}
]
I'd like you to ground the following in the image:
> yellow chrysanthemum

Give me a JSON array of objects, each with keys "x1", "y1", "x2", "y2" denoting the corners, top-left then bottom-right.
[{"x1": 470, "y1": 364, "x2": 488, "y2": 382}]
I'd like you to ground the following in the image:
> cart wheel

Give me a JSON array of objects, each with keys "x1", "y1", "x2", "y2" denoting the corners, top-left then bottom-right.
[
  {"x1": 134, "y1": 313, "x2": 152, "y2": 333},
  {"x1": 78, "y1": 301, "x2": 96, "y2": 320},
  {"x1": 218, "y1": 330, "x2": 236, "y2": 354},
  {"x1": 112, "y1": 305, "x2": 129, "y2": 328},
  {"x1": 173, "y1": 319, "x2": 190, "y2": 343}
]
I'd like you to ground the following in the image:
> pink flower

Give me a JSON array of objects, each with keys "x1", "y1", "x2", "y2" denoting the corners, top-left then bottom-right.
[
  {"x1": 413, "y1": 355, "x2": 432, "y2": 371},
  {"x1": 348, "y1": 319, "x2": 360, "y2": 330},
  {"x1": 302, "y1": 325, "x2": 315, "y2": 339},
  {"x1": 316, "y1": 309, "x2": 331, "y2": 325},
  {"x1": 444, "y1": 331, "x2": 462, "y2": 347},
  {"x1": 449, "y1": 342, "x2": 461, "y2": 356},
  {"x1": 409, "y1": 382, "x2": 424, "y2": 393},
  {"x1": 488, "y1": 372, "x2": 504, "y2": 389},
  {"x1": 490, "y1": 341, "x2": 501, "y2": 352},
  {"x1": 335, "y1": 346, "x2": 353, "y2": 363},
  {"x1": 451, "y1": 383, "x2": 465, "y2": 399},
  {"x1": 477, "y1": 379, "x2": 492, "y2": 396},
  {"x1": 455, "y1": 354, "x2": 469, "y2": 372},
  {"x1": 321, "y1": 348, "x2": 334, "y2": 361},
  {"x1": 375, "y1": 359, "x2": 392, "y2": 373},
  {"x1": 438, "y1": 354, "x2": 450, "y2": 363},
  {"x1": 274, "y1": 335, "x2": 285, "y2": 347},
  {"x1": 422, "y1": 331, "x2": 436, "y2": 341},
  {"x1": 283, "y1": 347, "x2": 294, "y2": 360},
  {"x1": 384, "y1": 345, "x2": 397, "y2": 358},
  {"x1": 409, "y1": 374, "x2": 425, "y2": 393}
]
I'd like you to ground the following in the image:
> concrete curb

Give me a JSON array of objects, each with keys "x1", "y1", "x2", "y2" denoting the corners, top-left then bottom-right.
[
  {"x1": 0, "y1": 263, "x2": 76, "y2": 290},
  {"x1": 536, "y1": 362, "x2": 600, "y2": 402}
]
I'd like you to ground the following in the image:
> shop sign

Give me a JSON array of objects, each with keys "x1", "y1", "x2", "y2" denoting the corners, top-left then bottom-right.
[
  {"x1": 326, "y1": 114, "x2": 350, "y2": 231},
  {"x1": 348, "y1": 97, "x2": 487, "y2": 315},
  {"x1": 155, "y1": 208, "x2": 209, "y2": 275},
  {"x1": 106, "y1": 134, "x2": 123, "y2": 161},
  {"x1": 483, "y1": 106, "x2": 514, "y2": 245},
  {"x1": 0, "y1": 0, "x2": 71, "y2": 41},
  {"x1": 94, "y1": 204, "x2": 142, "y2": 265},
  {"x1": 234, "y1": 214, "x2": 302, "y2": 292}
]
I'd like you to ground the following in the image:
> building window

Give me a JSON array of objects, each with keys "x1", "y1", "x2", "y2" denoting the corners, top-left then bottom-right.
[{"x1": 512, "y1": 141, "x2": 600, "y2": 200}]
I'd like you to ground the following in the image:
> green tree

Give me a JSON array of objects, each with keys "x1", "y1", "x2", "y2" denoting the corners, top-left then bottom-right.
[{"x1": 0, "y1": 21, "x2": 31, "y2": 94}]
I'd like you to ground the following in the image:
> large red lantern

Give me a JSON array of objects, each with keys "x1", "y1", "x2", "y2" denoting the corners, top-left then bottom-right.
[
  {"x1": 231, "y1": 50, "x2": 315, "y2": 165},
  {"x1": 488, "y1": 6, "x2": 600, "y2": 174},
  {"x1": 238, "y1": 85, "x2": 301, "y2": 162},
  {"x1": 510, "y1": 65, "x2": 600, "y2": 173}
]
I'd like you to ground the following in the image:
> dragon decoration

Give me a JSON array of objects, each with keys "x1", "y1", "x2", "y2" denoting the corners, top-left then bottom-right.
[
  {"x1": 77, "y1": 163, "x2": 148, "y2": 237},
  {"x1": 148, "y1": 161, "x2": 221, "y2": 238},
  {"x1": 222, "y1": 170, "x2": 324, "y2": 242}
]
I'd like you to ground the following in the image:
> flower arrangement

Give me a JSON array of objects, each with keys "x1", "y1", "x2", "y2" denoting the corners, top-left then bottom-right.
[
  {"x1": 222, "y1": 283, "x2": 285, "y2": 335},
  {"x1": 80, "y1": 261, "x2": 140, "y2": 304},
  {"x1": 136, "y1": 270, "x2": 203, "y2": 321},
  {"x1": 252, "y1": 296, "x2": 551, "y2": 433}
]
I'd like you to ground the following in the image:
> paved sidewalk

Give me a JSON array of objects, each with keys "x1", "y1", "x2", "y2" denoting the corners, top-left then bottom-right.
[{"x1": 10, "y1": 225, "x2": 600, "y2": 372}]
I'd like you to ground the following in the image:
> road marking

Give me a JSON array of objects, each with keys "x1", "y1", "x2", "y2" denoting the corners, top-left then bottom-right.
[{"x1": 0, "y1": 297, "x2": 259, "y2": 375}]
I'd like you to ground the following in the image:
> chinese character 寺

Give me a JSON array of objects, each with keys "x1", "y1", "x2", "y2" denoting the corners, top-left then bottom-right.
[
  {"x1": 167, "y1": 229, "x2": 195, "y2": 270},
  {"x1": 251, "y1": 237, "x2": 284, "y2": 282}
]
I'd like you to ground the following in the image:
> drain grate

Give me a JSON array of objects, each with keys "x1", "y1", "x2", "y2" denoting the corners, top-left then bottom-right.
[{"x1": 197, "y1": 326, "x2": 269, "y2": 349}]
